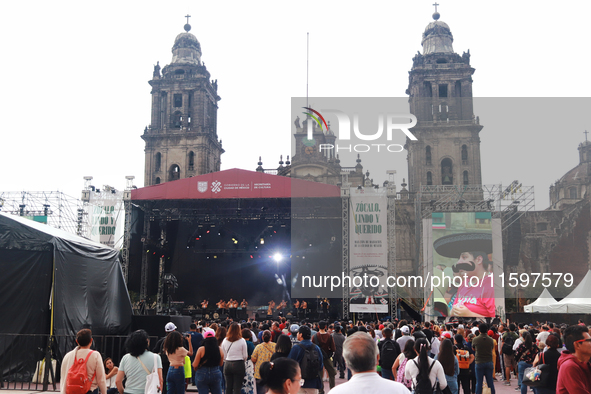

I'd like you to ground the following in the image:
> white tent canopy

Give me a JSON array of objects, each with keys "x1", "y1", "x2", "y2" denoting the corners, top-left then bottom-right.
[
  {"x1": 546, "y1": 270, "x2": 591, "y2": 313},
  {"x1": 524, "y1": 288, "x2": 558, "y2": 313}
]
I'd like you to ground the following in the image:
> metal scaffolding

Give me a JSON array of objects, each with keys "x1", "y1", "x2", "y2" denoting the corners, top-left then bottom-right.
[
  {"x1": 0, "y1": 191, "x2": 89, "y2": 236},
  {"x1": 420, "y1": 182, "x2": 535, "y2": 231}
]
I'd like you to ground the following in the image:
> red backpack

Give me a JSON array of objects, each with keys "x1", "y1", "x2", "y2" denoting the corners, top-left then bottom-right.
[{"x1": 66, "y1": 349, "x2": 96, "y2": 394}]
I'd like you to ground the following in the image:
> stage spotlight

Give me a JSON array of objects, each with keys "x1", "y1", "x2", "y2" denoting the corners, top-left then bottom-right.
[
  {"x1": 273, "y1": 253, "x2": 282, "y2": 263},
  {"x1": 260, "y1": 238, "x2": 265, "y2": 245}
]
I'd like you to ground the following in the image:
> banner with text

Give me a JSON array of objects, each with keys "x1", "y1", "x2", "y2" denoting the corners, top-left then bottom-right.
[
  {"x1": 349, "y1": 188, "x2": 388, "y2": 305},
  {"x1": 88, "y1": 190, "x2": 124, "y2": 249}
]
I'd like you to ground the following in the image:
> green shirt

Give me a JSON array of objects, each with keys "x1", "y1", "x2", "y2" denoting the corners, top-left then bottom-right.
[{"x1": 471, "y1": 334, "x2": 494, "y2": 364}]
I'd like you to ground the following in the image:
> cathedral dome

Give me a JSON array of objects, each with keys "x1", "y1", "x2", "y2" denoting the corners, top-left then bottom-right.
[
  {"x1": 421, "y1": 18, "x2": 454, "y2": 54},
  {"x1": 171, "y1": 31, "x2": 202, "y2": 65}
]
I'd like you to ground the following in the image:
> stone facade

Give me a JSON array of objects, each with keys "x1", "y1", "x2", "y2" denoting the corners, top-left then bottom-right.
[
  {"x1": 142, "y1": 23, "x2": 223, "y2": 186},
  {"x1": 405, "y1": 16, "x2": 483, "y2": 196}
]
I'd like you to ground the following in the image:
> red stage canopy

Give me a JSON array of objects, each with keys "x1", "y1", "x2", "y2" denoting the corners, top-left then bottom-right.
[{"x1": 131, "y1": 168, "x2": 340, "y2": 200}]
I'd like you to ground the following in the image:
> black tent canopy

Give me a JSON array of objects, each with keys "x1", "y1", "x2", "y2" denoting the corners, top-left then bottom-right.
[{"x1": 0, "y1": 213, "x2": 132, "y2": 377}]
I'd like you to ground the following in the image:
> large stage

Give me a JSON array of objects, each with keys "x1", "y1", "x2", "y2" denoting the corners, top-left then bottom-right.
[{"x1": 126, "y1": 169, "x2": 343, "y2": 313}]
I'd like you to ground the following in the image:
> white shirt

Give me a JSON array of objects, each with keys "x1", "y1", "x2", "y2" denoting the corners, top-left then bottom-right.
[
  {"x1": 513, "y1": 338, "x2": 523, "y2": 351},
  {"x1": 404, "y1": 357, "x2": 448, "y2": 390},
  {"x1": 430, "y1": 337, "x2": 440, "y2": 356},
  {"x1": 221, "y1": 338, "x2": 248, "y2": 361},
  {"x1": 330, "y1": 371, "x2": 409, "y2": 394}
]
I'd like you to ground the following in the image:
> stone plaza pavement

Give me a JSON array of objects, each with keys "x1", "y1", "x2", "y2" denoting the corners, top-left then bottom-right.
[{"x1": 5, "y1": 376, "x2": 529, "y2": 394}]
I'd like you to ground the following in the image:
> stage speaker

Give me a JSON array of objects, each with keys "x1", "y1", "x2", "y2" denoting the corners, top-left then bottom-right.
[{"x1": 505, "y1": 216, "x2": 521, "y2": 267}]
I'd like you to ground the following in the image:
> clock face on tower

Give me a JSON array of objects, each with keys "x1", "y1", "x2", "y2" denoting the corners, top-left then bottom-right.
[{"x1": 305, "y1": 145, "x2": 317, "y2": 155}]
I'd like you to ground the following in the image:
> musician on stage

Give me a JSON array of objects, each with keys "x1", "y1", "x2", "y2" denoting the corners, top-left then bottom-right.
[
  {"x1": 240, "y1": 299, "x2": 248, "y2": 308},
  {"x1": 277, "y1": 300, "x2": 287, "y2": 316},
  {"x1": 321, "y1": 298, "x2": 330, "y2": 316},
  {"x1": 228, "y1": 298, "x2": 238, "y2": 319},
  {"x1": 216, "y1": 299, "x2": 227, "y2": 314},
  {"x1": 301, "y1": 300, "x2": 308, "y2": 316},
  {"x1": 201, "y1": 299, "x2": 208, "y2": 310},
  {"x1": 294, "y1": 299, "x2": 300, "y2": 318},
  {"x1": 267, "y1": 300, "x2": 275, "y2": 316}
]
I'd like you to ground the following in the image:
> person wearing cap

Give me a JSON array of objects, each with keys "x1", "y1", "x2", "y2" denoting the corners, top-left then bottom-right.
[
  {"x1": 153, "y1": 322, "x2": 180, "y2": 394},
  {"x1": 434, "y1": 232, "x2": 495, "y2": 318},
  {"x1": 396, "y1": 326, "x2": 412, "y2": 351},
  {"x1": 288, "y1": 325, "x2": 324, "y2": 394},
  {"x1": 192, "y1": 331, "x2": 224, "y2": 394}
]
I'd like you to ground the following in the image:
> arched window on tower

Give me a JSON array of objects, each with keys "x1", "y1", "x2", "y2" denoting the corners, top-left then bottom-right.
[
  {"x1": 155, "y1": 152, "x2": 161, "y2": 172},
  {"x1": 463, "y1": 171, "x2": 469, "y2": 185},
  {"x1": 426, "y1": 146, "x2": 432, "y2": 165},
  {"x1": 461, "y1": 145, "x2": 468, "y2": 164},
  {"x1": 169, "y1": 165, "x2": 181, "y2": 181},
  {"x1": 569, "y1": 187, "x2": 578, "y2": 199},
  {"x1": 427, "y1": 172, "x2": 433, "y2": 185},
  {"x1": 441, "y1": 158, "x2": 453, "y2": 185},
  {"x1": 172, "y1": 111, "x2": 182, "y2": 128},
  {"x1": 188, "y1": 151, "x2": 195, "y2": 170},
  {"x1": 155, "y1": 177, "x2": 161, "y2": 185}
]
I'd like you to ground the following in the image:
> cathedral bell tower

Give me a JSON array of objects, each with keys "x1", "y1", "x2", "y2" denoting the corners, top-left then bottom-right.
[
  {"x1": 406, "y1": 10, "x2": 483, "y2": 194},
  {"x1": 142, "y1": 17, "x2": 223, "y2": 186}
]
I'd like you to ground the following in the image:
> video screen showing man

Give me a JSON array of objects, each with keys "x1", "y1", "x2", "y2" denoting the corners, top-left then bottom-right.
[{"x1": 433, "y1": 232, "x2": 495, "y2": 318}]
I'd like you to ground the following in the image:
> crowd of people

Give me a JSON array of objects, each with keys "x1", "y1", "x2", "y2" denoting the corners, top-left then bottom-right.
[{"x1": 59, "y1": 317, "x2": 591, "y2": 394}]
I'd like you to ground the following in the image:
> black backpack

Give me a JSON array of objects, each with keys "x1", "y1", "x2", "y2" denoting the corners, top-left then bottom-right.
[
  {"x1": 379, "y1": 339, "x2": 400, "y2": 369},
  {"x1": 502, "y1": 333, "x2": 516, "y2": 355},
  {"x1": 412, "y1": 359, "x2": 436, "y2": 394},
  {"x1": 297, "y1": 343, "x2": 321, "y2": 380}
]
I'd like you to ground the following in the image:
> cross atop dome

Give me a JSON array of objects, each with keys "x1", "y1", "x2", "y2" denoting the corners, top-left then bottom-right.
[
  {"x1": 184, "y1": 14, "x2": 191, "y2": 32},
  {"x1": 432, "y1": 2, "x2": 441, "y2": 20}
]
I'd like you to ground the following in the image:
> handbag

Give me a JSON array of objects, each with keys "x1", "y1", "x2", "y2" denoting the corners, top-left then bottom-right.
[
  {"x1": 434, "y1": 382, "x2": 452, "y2": 394},
  {"x1": 522, "y1": 353, "x2": 549, "y2": 388},
  {"x1": 138, "y1": 353, "x2": 161, "y2": 394}
]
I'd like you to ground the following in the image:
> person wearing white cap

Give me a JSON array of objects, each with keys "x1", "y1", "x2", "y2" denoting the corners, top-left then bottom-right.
[
  {"x1": 397, "y1": 326, "x2": 412, "y2": 351},
  {"x1": 152, "y1": 322, "x2": 179, "y2": 394}
]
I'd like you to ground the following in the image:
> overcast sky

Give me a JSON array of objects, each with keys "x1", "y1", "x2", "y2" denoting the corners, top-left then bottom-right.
[{"x1": 1, "y1": 1, "x2": 590, "y2": 210}]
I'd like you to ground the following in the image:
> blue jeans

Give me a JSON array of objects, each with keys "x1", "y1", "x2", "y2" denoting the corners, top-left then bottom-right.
[
  {"x1": 381, "y1": 368, "x2": 394, "y2": 380},
  {"x1": 518, "y1": 362, "x2": 532, "y2": 394},
  {"x1": 475, "y1": 362, "x2": 495, "y2": 394},
  {"x1": 446, "y1": 375, "x2": 459, "y2": 394},
  {"x1": 196, "y1": 366, "x2": 223, "y2": 394},
  {"x1": 166, "y1": 366, "x2": 185, "y2": 394}
]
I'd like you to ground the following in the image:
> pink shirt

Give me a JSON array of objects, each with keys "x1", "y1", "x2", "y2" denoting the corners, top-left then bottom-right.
[{"x1": 453, "y1": 278, "x2": 495, "y2": 317}]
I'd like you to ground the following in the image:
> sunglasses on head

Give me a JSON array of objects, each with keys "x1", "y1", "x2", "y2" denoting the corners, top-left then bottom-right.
[{"x1": 574, "y1": 338, "x2": 591, "y2": 344}]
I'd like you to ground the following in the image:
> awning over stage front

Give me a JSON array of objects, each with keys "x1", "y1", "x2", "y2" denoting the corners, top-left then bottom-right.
[{"x1": 131, "y1": 168, "x2": 341, "y2": 200}]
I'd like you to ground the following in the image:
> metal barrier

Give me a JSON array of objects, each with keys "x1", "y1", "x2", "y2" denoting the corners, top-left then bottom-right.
[{"x1": 0, "y1": 334, "x2": 159, "y2": 391}]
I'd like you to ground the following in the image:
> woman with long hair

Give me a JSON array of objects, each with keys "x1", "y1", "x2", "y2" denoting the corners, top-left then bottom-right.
[
  {"x1": 271, "y1": 335, "x2": 292, "y2": 360},
  {"x1": 258, "y1": 358, "x2": 301, "y2": 394},
  {"x1": 404, "y1": 338, "x2": 448, "y2": 392},
  {"x1": 116, "y1": 330, "x2": 163, "y2": 394},
  {"x1": 215, "y1": 326, "x2": 227, "y2": 392},
  {"x1": 251, "y1": 330, "x2": 276, "y2": 394},
  {"x1": 221, "y1": 322, "x2": 248, "y2": 394},
  {"x1": 104, "y1": 358, "x2": 119, "y2": 394},
  {"x1": 163, "y1": 331, "x2": 193, "y2": 394},
  {"x1": 393, "y1": 338, "x2": 416, "y2": 390},
  {"x1": 515, "y1": 331, "x2": 539, "y2": 394},
  {"x1": 192, "y1": 331, "x2": 224, "y2": 394},
  {"x1": 435, "y1": 338, "x2": 459, "y2": 394}
]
